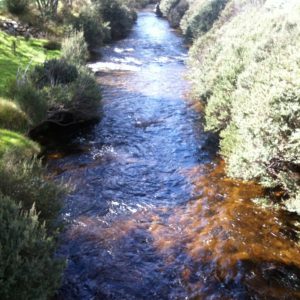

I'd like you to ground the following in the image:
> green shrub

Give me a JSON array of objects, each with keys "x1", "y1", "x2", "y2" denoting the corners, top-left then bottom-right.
[
  {"x1": 188, "y1": 0, "x2": 300, "y2": 207},
  {"x1": 43, "y1": 40, "x2": 62, "y2": 51},
  {"x1": 4, "y1": 0, "x2": 29, "y2": 15},
  {"x1": 61, "y1": 31, "x2": 89, "y2": 65},
  {"x1": 69, "y1": 66, "x2": 101, "y2": 117},
  {"x1": 160, "y1": 0, "x2": 179, "y2": 16},
  {"x1": 0, "y1": 129, "x2": 40, "y2": 158},
  {"x1": 0, "y1": 98, "x2": 30, "y2": 132},
  {"x1": 96, "y1": 0, "x2": 137, "y2": 39},
  {"x1": 8, "y1": 80, "x2": 47, "y2": 126},
  {"x1": 122, "y1": 0, "x2": 151, "y2": 9},
  {"x1": 181, "y1": 0, "x2": 228, "y2": 40},
  {"x1": 42, "y1": 66, "x2": 101, "y2": 118},
  {"x1": 74, "y1": 4, "x2": 109, "y2": 50},
  {"x1": 0, "y1": 154, "x2": 65, "y2": 228},
  {"x1": 0, "y1": 193, "x2": 64, "y2": 300},
  {"x1": 31, "y1": 59, "x2": 79, "y2": 88}
]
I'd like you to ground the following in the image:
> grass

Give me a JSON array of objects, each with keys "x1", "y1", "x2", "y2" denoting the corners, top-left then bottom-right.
[
  {"x1": 0, "y1": 97, "x2": 30, "y2": 132},
  {"x1": 0, "y1": 129, "x2": 40, "y2": 157},
  {"x1": 0, "y1": 30, "x2": 60, "y2": 96}
]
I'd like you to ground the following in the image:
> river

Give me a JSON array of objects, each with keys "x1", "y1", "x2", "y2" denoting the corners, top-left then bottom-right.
[{"x1": 49, "y1": 6, "x2": 300, "y2": 300}]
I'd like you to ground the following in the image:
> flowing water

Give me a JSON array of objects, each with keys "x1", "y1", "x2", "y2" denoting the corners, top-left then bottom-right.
[{"x1": 49, "y1": 6, "x2": 300, "y2": 300}]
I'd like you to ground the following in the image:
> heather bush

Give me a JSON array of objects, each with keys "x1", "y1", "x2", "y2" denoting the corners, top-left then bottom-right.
[
  {"x1": 31, "y1": 59, "x2": 79, "y2": 88},
  {"x1": 95, "y1": 0, "x2": 137, "y2": 39},
  {"x1": 187, "y1": 0, "x2": 300, "y2": 209},
  {"x1": 0, "y1": 153, "x2": 65, "y2": 228},
  {"x1": 74, "y1": 4, "x2": 109, "y2": 50},
  {"x1": 42, "y1": 66, "x2": 101, "y2": 119},
  {"x1": 0, "y1": 194, "x2": 64, "y2": 300},
  {"x1": 4, "y1": 0, "x2": 29, "y2": 15},
  {"x1": 43, "y1": 40, "x2": 62, "y2": 51},
  {"x1": 180, "y1": 0, "x2": 228, "y2": 39},
  {"x1": 61, "y1": 30, "x2": 89, "y2": 65},
  {"x1": 8, "y1": 79, "x2": 48, "y2": 126},
  {"x1": 160, "y1": 0, "x2": 179, "y2": 16}
]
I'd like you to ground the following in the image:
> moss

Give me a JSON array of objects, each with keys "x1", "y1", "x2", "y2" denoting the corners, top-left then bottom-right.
[{"x1": 0, "y1": 129, "x2": 40, "y2": 157}]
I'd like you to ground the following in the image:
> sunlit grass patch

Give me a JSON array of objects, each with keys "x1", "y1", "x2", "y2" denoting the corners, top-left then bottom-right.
[
  {"x1": 0, "y1": 97, "x2": 30, "y2": 132},
  {"x1": 0, "y1": 129, "x2": 40, "y2": 157},
  {"x1": 0, "y1": 30, "x2": 60, "y2": 95}
]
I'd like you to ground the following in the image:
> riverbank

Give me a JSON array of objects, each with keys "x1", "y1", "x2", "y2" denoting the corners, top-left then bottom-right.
[{"x1": 159, "y1": 0, "x2": 300, "y2": 213}]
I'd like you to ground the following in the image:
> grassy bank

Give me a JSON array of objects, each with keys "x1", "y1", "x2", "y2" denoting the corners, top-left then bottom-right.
[
  {"x1": 0, "y1": 31, "x2": 60, "y2": 95},
  {"x1": 160, "y1": 0, "x2": 300, "y2": 212}
]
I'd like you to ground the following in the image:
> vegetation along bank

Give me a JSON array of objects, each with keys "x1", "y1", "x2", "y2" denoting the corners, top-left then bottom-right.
[
  {"x1": 159, "y1": 0, "x2": 300, "y2": 213},
  {"x1": 0, "y1": 0, "x2": 151, "y2": 298}
]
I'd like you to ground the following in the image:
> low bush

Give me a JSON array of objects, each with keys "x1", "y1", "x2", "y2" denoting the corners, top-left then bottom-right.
[
  {"x1": 0, "y1": 193, "x2": 64, "y2": 300},
  {"x1": 0, "y1": 153, "x2": 65, "y2": 228},
  {"x1": 0, "y1": 98, "x2": 30, "y2": 132},
  {"x1": 31, "y1": 59, "x2": 78, "y2": 88},
  {"x1": 160, "y1": 0, "x2": 179, "y2": 16},
  {"x1": 180, "y1": 0, "x2": 228, "y2": 40},
  {"x1": 187, "y1": 0, "x2": 300, "y2": 208},
  {"x1": 4, "y1": 0, "x2": 29, "y2": 15},
  {"x1": 43, "y1": 40, "x2": 62, "y2": 51},
  {"x1": 74, "y1": 4, "x2": 109, "y2": 50},
  {"x1": 42, "y1": 66, "x2": 101, "y2": 119},
  {"x1": 61, "y1": 30, "x2": 89, "y2": 65},
  {"x1": 122, "y1": 0, "x2": 152, "y2": 9},
  {"x1": 8, "y1": 79, "x2": 48, "y2": 126},
  {"x1": 95, "y1": 0, "x2": 137, "y2": 40}
]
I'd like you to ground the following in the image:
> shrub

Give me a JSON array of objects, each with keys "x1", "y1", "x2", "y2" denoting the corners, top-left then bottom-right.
[
  {"x1": 160, "y1": 0, "x2": 179, "y2": 16},
  {"x1": 43, "y1": 40, "x2": 62, "y2": 51},
  {"x1": 42, "y1": 66, "x2": 101, "y2": 119},
  {"x1": 96, "y1": 0, "x2": 137, "y2": 39},
  {"x1": 0, "y1": 129, "x2": 40, "y2": 158},
  {"x1": 4, "y1": 0, "x2": 29, "y2": 15},
  {"x1": 0, "y1": 193, "x2": 64, "y2": 300},
  {"x1": 31, "y1": 59, "x2": 79, "y2": 88},
  {"x1": 188, "y1": 0, "x2": 300, "y2": 207},
  {"x1": 74, "y1": 4, "x2": 109, "y2": 50},
  {"x1": 0, "y1": 98, "x2": 30, "y2": 132},
  {"x1": 61, "y1": 31, "x2": 89, "y2": 65},
  {"x1": 0, "y1": 153, "x2": 65, "y2": 228},
  {"x1": 8, "y1": 79, "x2": 48, "y2": 126},
  {"x1": 69, "y1": 66, "x2": 101, "y2": 118},
  {"x1": 180, "y1": 0, "x2": 228, "y2": 40}
]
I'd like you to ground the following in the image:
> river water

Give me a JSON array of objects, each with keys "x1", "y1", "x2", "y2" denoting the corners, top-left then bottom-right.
[{"x1": 49, "y1": 6, "x2": 300, "y2": 300}]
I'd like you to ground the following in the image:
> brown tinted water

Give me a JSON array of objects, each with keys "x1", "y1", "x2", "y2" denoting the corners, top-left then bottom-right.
[{"x1": 49, "y1": 6, "x2": 300, "y2": 300}]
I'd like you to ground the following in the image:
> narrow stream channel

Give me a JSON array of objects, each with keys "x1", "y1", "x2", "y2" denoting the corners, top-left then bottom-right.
[{"x1": 49, "y1": 6, "x2": 300, "y2": 300}]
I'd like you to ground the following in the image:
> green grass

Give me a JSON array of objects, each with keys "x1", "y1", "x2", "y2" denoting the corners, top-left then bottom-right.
[
  {"x1": 0, "y1": 129, "x2": 40, "y2": 157},
  {"x1": 0, "y1": 97, "x2": 30, "y2": 132},
  {"x1": 0, "y1": 30, "x2": 60, "y2": 96}
]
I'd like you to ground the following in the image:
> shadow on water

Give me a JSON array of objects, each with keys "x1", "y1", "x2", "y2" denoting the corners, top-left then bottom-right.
[{"x1": 49, "y1": 5, "x2": 300, "y2": 300}]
